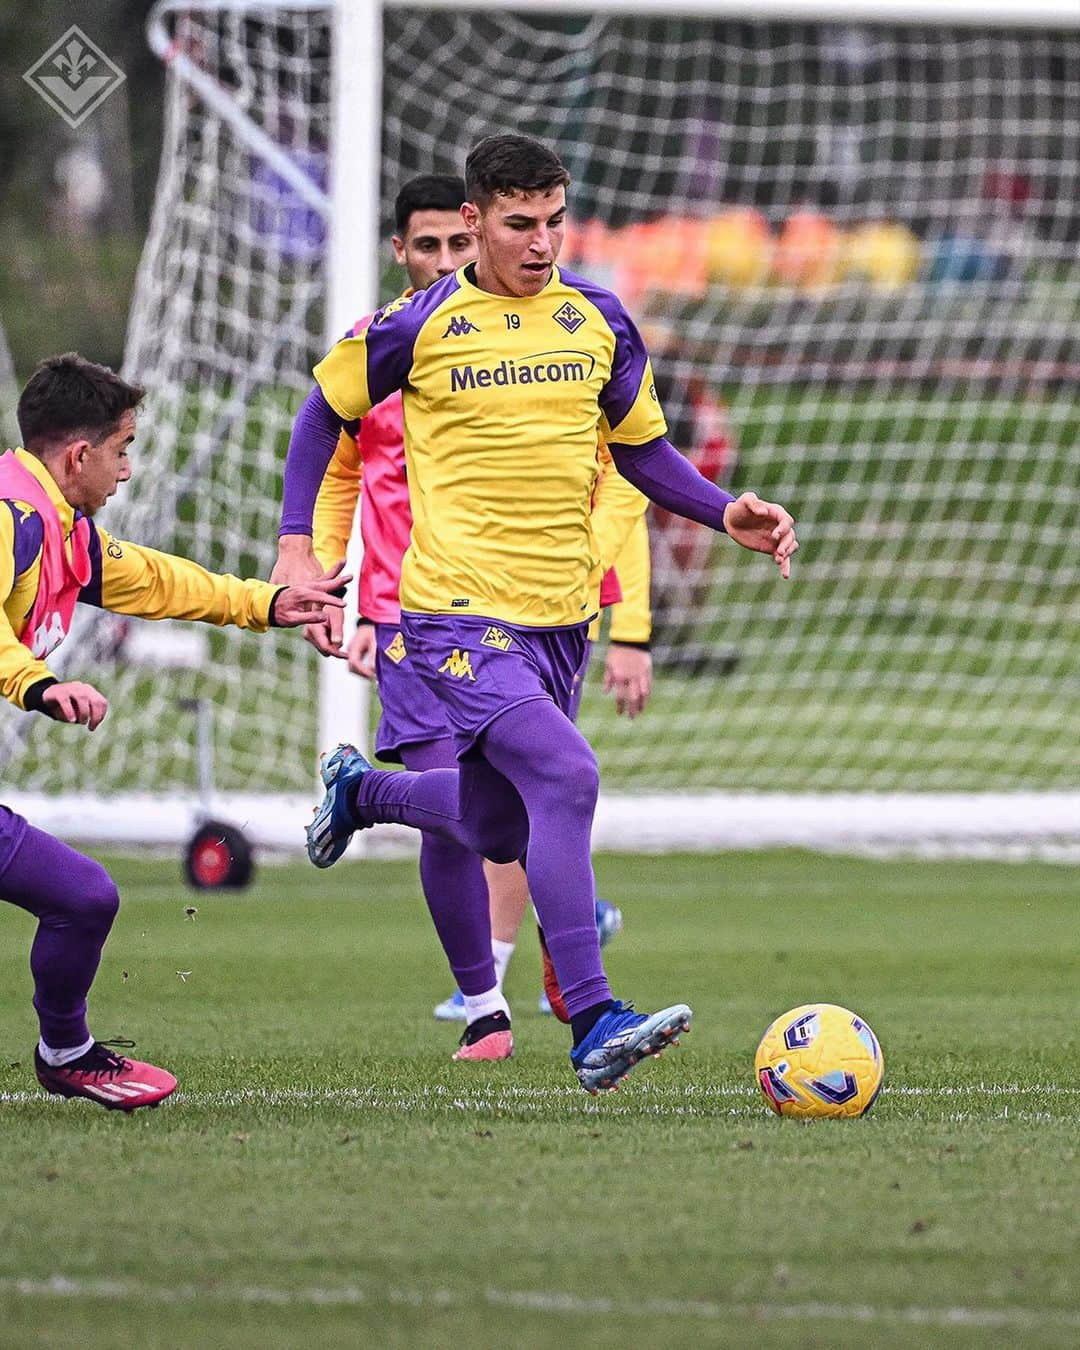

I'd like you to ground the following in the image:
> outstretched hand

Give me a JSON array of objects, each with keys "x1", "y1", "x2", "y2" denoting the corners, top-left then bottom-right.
[
  {"x1": 272, "y1": 561, "x2": 352, "y2": 634},
  {"x1": 42, "y1": 681, "x2": 108, "y2": 731},
  {"x1": 722, "y1": 492, "x2": 798, "y2": 578},
  {"x1": 272, "y1": 536, "x2": 347, "y2": 655}
]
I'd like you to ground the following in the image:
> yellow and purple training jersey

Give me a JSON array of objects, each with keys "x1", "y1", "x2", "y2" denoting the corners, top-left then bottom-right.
[
  {"x1": 312, "y1": 263, "x2": 666, "y2": 629},
  {"x1": 1, "y1": 449, "x2": 279, "y2": 711}
]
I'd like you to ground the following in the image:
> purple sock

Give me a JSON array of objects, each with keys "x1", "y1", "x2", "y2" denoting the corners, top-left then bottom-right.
[
  {"x1": 480, "y1": 705, "x2": 611, "y2": 1017},
  {"x1": 399, "y1": 739, "x2": 496, "y2": 997},
  {"x1": 353, "y1": 703, "x2": 610, "y2": 1017},
  {"x1": 0, "y1": 812, "x2": 119, "y2": 1049}
]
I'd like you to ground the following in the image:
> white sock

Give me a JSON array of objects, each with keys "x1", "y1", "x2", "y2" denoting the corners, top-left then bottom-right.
[
  {"x1": 491, "y1": 939, "x2": 515, "y2": 989},
  {"x1": 39, "y1": 1035, "x2": 94, "y2": 1067},
  {"x1": 463, "y1": 987, "x2": 510, "y2": 1024}
]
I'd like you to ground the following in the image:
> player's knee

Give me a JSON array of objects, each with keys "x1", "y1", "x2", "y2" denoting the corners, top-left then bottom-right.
[
  {"x1": 79, "y1": 861, "x2": 120, "y2": 931},
  {"x1": 557, "y1": 745, "x2": 600, "y2": 816},
  {"x1": 473, "y1": 818, "x2": 528, "y2": 865}
]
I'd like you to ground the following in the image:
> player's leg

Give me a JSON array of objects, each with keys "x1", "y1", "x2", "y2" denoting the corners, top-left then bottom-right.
[
  {"x1": 485, "y1": 858, "x2": 529, "y2": 978},
  {"x1": 306, "y1": 614, "x2": 688, "y2": 1090},
  {"x1": 369, "y1": 626, "x2": 508, "y2": 1054},
  {"x1": 0, "y1": 807, "x2": 176, "y2": 1110},
  {"x1": 400, "y1": 738, "x2": 509, "y2": 1037},
  {"x1": 536, "y1": 636, "x2": 622, "y2": 1018},
  {"x1": 477, "y1": 698, "x2": 690, "y2": 1093},
  {"x1": 433, "y1": 859, "x2": 528, "y2": 1021}
]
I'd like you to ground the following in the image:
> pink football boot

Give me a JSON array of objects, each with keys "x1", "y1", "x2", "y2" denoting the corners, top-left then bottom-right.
[
  {"x1": 35, "y1": 1041, "x2": 177, "y2": 1111},
  {"x1": 452, "y1": 1012, "x2": 514, "y2": 1062}
]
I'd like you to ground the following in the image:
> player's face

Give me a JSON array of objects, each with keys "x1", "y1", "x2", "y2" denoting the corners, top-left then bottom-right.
[
  {"x1": 392, "y1": 209, "x2": 476, "y2": 291},
  {"x1": 72, "y1": 409, "x2": 135, "y2": 516},
  {"x1": 464, "y1": 186, "x2": 566, "y2": 298}
]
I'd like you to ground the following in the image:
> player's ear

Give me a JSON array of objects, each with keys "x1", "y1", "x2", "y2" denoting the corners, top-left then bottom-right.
[
  {"x1": 461, "y1": 201, "x2": 481, "y2": 234},
  {"x1": 67, "y1": 438, "x2": 92, "y2": 474},
  {"x1": 390, "y1": 234, "x2": 406, "y2": 265}
]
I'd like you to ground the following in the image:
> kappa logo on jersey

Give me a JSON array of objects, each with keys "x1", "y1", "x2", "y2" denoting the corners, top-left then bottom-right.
[
  {"x1": 383, "y1": 631, "x2": 407, "y2": 664},
  {"x1": 31, "y1": 611, "x2": 65, "y2": 658},
  {"x1": 480, "y1": 626, "x2": 513, "y2": 652},
  {"x1": 552, "y1": 301, "x2": 586, "y2": 334},
  {"x1": 441, "y1": 315, "x2": 481, "y2": 338},
  {"x1": 449, "y1": 350, "x2": 595, "y2": 393},
  {"x1": 438, "y1": 648, "x2": 476, "y2": 681}
]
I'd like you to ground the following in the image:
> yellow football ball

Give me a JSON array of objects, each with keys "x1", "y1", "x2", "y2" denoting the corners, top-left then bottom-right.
[{"x1": 755, "y1": 1003, "x2": 884, "y2": 1118}]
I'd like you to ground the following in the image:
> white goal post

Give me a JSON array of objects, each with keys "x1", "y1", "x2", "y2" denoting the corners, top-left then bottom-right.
[{"x1": 4, "y1": 0, "x2": 1080, "y2": 858}]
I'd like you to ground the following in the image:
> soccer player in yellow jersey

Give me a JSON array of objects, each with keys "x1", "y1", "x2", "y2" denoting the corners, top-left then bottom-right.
[
  {"x1": 1, "y1": 354, "x2": 346, "y2": 1110},
  {"x1": 276, "y1": 135, "x2": 797, "y2": 1093}
]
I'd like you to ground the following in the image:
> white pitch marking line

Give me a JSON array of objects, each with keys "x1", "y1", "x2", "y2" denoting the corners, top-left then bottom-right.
[
  {"x1": 0, "y1": 1082, "x2": 1077, "y2": 1110},
  {"x1": 0, "y1": 1276, "x2": 1077, "y2": 1331}
]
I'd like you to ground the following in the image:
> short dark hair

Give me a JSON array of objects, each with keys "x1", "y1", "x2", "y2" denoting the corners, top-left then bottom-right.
[
  {"x1": 464, "y1": 135, "x2": 570, "y2": 208},
  {"x1": 393, "y1": 174, "x2": 466, "y2": 234},
  {"x1": 17, "y1": 353, "x2": 144, "y2": 456}
]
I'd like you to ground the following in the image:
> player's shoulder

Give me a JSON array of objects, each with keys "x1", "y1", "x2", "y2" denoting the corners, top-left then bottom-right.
[
  {"x1": 2, "y1": 497, "x2": 45, "y2": 575},
  {"x1": 369, "y1": 274, "x2": 464, "y2": 338},
  {"x1": 553, "y1": 266, "x2": 634, "y2": 330}
]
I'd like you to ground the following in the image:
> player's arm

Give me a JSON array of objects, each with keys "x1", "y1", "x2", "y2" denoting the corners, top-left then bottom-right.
[
  {"x1": 590, "y1": 441, "x2": 648, "y2": 574},
  {"x1": 87, "y1": 525, "x2": 346, "y2": 630},
  {"x1": 0, "y1": 502, "x2": 108, "y2": 727},
  {"x1": 603, "y1": 515, "x2": 653, "y2": 718},
  {"x1": 0, "y1": 502, "x2": 57, "y2": 710},
  {"x1": 608, "y1": 515, "x2": 651, "y2": 647},
  {"x1": 276, "y1": 299, "x2": 417, "y2": 573},
  {"x1": 599, "y1": 301, "x2": 796, "y2": 576},
  {"x1": 312, "y1": 428, "x2": 363, "y2": 571}
]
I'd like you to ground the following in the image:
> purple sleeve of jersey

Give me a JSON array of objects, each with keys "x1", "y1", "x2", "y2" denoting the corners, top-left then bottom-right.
[
  {"x1": 557, "y1": 270, "x2": 655, "y2": 431},
  {"x1": 279, "y1": 385, "x2": 344, "y2": 537},
  {"x1": 608, "y1": 436, "x2": 734, "y2": 532},
  {"x1": 595, "y1": 294, "x2": 651, "y2": 431}
]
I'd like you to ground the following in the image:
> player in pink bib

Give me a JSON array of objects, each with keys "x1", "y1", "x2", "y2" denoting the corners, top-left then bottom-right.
[{"x1": 1, "y1": 354, "x2": 347, "y2": 1111}]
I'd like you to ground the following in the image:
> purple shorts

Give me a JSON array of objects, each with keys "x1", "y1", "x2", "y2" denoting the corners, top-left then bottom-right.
[
  {"x1": 0, "y1": 804, "x2": 29, "y2": 874},
  {"x1": 373, "y1": 622, "x2": 452, "y2": 761},
  {"x1": 567, "y1": 639, "x2": 594, "y2": 723},
  {"x1": 399, "y1": 612, "x2": 590, "y2": 760}
]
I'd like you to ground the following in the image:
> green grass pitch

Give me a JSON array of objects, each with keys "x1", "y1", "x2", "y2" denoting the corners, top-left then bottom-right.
[{"x1": 0, "y1": 849, "x2": 1077, "y2": 1348}]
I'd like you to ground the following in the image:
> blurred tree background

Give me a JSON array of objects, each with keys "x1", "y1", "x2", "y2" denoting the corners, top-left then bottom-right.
[{"x1": 0, "y1": 1, "x2": 163, "y2": 382}]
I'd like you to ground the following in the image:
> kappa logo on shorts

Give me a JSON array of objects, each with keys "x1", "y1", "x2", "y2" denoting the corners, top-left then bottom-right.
[
  {"x1": 438, "y1": 648, "x2": 477, "y2": 682},
  {"x1": 480, "y1": 626, "x2": 513, "y2": 652},
  {"x1": 384, "y1": 631, "x2": 407, "y2": 664}
]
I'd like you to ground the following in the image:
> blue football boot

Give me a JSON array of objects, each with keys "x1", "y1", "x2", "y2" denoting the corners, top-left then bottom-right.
[
  {"x1": 306, "y1": 743, "x2": 373, "y2": 868},
  {"x1": 433, "y1": 989, "x2": 468, "y2": 1022},
  {"x1": 595, "y1": 898, "x2": 623, "y2": 948},
  {"x1": 570, "y1": 1000, "x2": 691, "y2": 1095}
]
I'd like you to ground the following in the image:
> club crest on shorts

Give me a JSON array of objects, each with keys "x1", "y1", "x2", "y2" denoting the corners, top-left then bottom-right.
[
  {"x1": 480, "y1": 625, "x2": 513, "y2": 651},
  {"x1": 438, "y1": 648, "x2": 476, "y2": 681},
  {"x1": 383, "y1": 631, "x2": 407, "y2": 664}
]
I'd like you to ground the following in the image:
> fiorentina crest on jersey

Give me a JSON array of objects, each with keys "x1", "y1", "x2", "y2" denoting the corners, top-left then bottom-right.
[{"x1": 552, "y1": 301, "x2": 586, "y2": 334}]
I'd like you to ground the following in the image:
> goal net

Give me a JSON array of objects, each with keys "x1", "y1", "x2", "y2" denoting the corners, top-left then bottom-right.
[{"x1": 5, "y1": 2, "x2": 1079, "y2": 856}]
